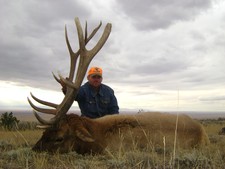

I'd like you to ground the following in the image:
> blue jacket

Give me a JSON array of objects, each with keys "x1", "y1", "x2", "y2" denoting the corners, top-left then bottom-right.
[{"x1": 76, "y1": 82, "x2": 119, "y2": 118}]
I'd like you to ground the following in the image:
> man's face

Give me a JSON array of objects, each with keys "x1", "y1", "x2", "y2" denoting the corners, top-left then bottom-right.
[{"x1": 87, "y1": 75, "x2": 102, "y2": 88}]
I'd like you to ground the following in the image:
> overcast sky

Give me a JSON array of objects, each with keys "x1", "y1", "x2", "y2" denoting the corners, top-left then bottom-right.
[{"x1": 1, "y1": 0, "x2": 225, "y2": 113}]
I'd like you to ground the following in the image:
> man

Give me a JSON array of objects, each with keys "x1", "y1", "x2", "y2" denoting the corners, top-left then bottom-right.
[{"x1": 62, "y1": 67, "x2": 119, "y2": 118}]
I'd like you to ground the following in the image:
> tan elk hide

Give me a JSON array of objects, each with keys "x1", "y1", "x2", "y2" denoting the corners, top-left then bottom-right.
[
  {"x1": 32, "y1": 112, "x2": 209, "y2": 154},
  {"x1": 28, "y1": 18, "x2": 209, "y2": 154}
]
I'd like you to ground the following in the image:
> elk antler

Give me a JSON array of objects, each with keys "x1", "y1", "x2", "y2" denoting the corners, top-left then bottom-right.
[{"x1": 27, "y1": 17, "x2": 112, "y2": 125}]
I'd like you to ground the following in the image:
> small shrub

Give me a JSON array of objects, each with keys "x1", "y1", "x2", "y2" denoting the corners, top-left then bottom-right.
[{"x1": 0, "y1": 112, "x2": 20, "y2": 130}]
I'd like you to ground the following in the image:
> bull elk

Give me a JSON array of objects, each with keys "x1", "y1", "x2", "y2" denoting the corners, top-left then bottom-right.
[{"x1": 28, "y1": 18, "x2": 209, "y2": 154}]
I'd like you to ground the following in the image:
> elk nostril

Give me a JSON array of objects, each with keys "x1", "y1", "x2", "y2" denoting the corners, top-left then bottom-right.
[{"x1": 55, "y1": 137, "x2": 64, "y2": 143}]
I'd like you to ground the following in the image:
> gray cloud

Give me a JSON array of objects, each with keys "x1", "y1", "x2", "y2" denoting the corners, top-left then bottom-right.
[
  {"x1": 0, "y1": 0, "x2": 92, "y2": 89},
  {"x1": 115, "y1": 0, "x2": 212, "y2": 30},
  {"x1": 1, "y1": 0, "x2": 225, "y2": 111}
]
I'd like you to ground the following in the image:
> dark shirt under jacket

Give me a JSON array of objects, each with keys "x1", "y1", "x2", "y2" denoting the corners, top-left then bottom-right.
[{"x1": 76, "y1": 82, "x2": 119, "y2": 118}]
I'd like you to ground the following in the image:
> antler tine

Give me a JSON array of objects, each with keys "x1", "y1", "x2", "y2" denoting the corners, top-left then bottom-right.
[
  {"x1": 30, "y1": 92, "x2": 58, "y2": 109},
  {"x1": 90, "y1": 22, "x2": 111, "y2": 55},
  {"x1": 85, "y1": 21, "x2": 88, "y2": 43},
  {"x1": 65, "y1": 25, "x2": 79, "y2": 81},
  {"x1": 33, "y1": 110, "x2": 56, "y2": 125},
  {"x1": 27, "y1": 97, "x2": 56, "y2": 115},
  {"x1": 76, "y1": 18, "x2": 86, "y2": 54},
  {"x1": 52, "y1": 72, "x2": 61, "y2": 84},
  {"x1": 58, "y1": 73, "x2": 77, "y2": 89},
  {"x1": 86, "y1": 21, "x2": 102, "y2": 44}
]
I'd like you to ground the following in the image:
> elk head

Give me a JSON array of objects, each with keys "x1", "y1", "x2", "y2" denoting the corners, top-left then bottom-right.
[{"x1": 28, "y1": 17, "x2": 111, "y2": 153}]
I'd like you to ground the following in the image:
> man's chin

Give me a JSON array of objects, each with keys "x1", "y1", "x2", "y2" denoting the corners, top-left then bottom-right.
[{"x1": 92, "y1": 83, "x2": 101, "y2": 88}]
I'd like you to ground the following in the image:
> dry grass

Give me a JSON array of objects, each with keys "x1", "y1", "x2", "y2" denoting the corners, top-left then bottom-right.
[
  {"x1": 0, "y1": 130, "x2": 42, "y2": 146},
  {"x1": 0, "y1": 119, "x2": 225, "y2": 169}
]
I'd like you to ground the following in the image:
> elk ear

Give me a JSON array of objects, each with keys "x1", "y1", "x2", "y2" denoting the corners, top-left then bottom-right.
[{"x1": 75, "y1": 129, "x2": 94, "y2": 142}]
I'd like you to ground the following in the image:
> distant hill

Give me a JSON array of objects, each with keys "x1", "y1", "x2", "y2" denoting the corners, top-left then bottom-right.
[{"x1": 0, "y1": 109, "x2": 225, "y2": 121}]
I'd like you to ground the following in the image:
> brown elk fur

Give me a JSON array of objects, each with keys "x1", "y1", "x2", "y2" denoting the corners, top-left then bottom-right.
[{"x1": 33, "y1": 112, "x2": 209, "y2": 154}]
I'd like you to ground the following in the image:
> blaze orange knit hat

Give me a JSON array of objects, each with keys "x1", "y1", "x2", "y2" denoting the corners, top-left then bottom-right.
[{"x1": 88, "y1": 67, "x2": 103, "y2": 77}]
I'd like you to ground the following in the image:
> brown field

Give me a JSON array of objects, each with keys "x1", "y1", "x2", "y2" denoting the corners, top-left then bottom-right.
[{"x1": 0, "y1": 112, "x2": 225, "y2": 169}]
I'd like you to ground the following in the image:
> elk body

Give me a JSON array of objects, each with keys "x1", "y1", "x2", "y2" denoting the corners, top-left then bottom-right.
[
  {"x1": 28, "y1": 18, "x2": 209, "y2": 154},
  {"x1": 32, "y1": 112, "x2": 209, "y2": 154}
]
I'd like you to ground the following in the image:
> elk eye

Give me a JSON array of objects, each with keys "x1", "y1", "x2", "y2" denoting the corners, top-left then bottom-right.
[{"x1": 55, "y1": 137, "x2": 64, "y2": 144}]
